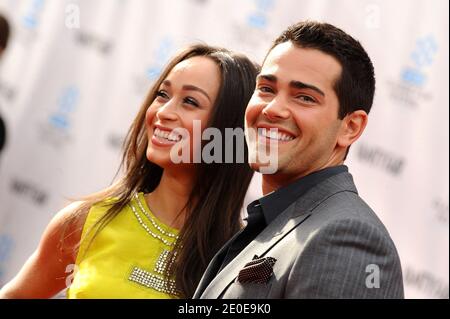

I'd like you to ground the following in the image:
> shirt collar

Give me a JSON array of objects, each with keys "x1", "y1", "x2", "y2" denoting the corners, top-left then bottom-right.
[{"x1": 248, "y1": 165, "x2": 348, "y2": 225}]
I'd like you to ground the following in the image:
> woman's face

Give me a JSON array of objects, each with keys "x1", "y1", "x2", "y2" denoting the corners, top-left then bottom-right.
[{"x1": 145, "y1": 56, "x2": 221, "y2": 170}]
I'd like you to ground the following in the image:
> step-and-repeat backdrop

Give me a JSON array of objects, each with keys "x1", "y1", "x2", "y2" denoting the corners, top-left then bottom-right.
[{"x1": 0, "y1": 0, "x2": 448, "y2": 298}]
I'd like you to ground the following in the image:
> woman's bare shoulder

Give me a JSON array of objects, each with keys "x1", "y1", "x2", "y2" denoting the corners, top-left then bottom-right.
[{"x1": 47, "y1": 201, "x2": 91, "y2": 262}]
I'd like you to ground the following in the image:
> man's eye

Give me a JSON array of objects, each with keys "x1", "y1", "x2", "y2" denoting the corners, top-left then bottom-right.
[
  {"x1": 298, "y1": 95, "x2": 316, "y2": 103},
  {"x1": 258, "y1": 86, "x2": 274, "y2": 93},
  {"x1": 184, "y1": 97, "x2": 199, "y2": 107}
]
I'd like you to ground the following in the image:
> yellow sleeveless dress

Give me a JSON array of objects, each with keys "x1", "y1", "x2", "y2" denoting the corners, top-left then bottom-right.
[{"x1": 67, "y1": 192, "x2": 180, "y2": 299}]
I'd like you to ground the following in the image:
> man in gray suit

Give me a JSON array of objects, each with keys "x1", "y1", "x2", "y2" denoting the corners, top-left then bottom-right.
[{"x1": 194, "y1": 21, "x2": 404, "y2": 299}]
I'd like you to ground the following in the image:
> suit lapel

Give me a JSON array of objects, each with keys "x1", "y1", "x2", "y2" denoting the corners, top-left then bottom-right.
[
  {"x1": 200, "y1": 202, "x2": 311, "y2": 298},
  {"x1": 193, "y1": 228, "x2": 244, "y2": 298},
  {"x1": 196, "y1": 172, "x2": 358, "y2": 299}
]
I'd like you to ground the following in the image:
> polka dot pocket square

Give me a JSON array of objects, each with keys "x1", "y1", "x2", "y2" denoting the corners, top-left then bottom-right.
[{"x1": 236, "y1": 255, "x2": 277, "y2": 284}]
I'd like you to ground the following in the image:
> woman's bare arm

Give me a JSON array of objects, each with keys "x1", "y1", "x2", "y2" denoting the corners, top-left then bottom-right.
[{"x1": 0, "y1": 201, "x2": 88, "y2": 298}]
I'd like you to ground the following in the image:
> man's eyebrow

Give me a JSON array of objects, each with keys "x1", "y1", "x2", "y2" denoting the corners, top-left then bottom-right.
[
  {"x1": 290, "y1": 80, "x2": 325, "y2": 97},
  {"x1": 161, "y1": 80, "x2": 211, "y2": 102},
  {"x1": 256, "y1": 74, "x2": 277, "y2": 83},
  {"x1": 256, "y1": 75, "x2": 325, "y2": 97}
]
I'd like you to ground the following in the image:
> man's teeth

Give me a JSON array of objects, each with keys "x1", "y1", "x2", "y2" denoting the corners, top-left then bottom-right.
[
  {"x1": 259, "y1": 128, "x2": 294, "y2": 141},
  {"x1": 154, "y1": 128, "x2": 181, "y2": 142}
]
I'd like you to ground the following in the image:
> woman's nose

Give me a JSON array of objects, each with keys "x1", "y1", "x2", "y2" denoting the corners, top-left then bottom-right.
[{"x1": 156, "y1": 99, "x2": 178, "y2": 121}]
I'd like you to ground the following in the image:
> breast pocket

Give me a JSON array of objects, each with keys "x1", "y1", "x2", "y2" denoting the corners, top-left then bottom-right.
[{"x1": 220, "y1": 278, "x2": 273, "y2": 299}]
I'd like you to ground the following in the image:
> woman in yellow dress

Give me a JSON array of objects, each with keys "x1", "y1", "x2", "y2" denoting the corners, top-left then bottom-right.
[{"x1": 0, "y1": 44, "x2": 259, "y2": 298}]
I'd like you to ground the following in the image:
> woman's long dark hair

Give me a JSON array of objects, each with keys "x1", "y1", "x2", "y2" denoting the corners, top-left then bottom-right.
[{"x1": 62, "y1": 44, "x2": 259, "y2": 298}]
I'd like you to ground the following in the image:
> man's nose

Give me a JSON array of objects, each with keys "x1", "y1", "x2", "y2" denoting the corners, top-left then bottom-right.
[{"x1": 262, "y1": 96, "x2": 290, "y2": 121}]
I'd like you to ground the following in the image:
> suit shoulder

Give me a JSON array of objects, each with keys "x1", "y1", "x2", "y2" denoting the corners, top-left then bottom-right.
[
  {"x1": 286, "y1": 213, "x2": 404, "y2": 298},
  {"x1": 296, "y1": 190, "x2": 398, "y2": 252},
  {"x1": 314, "y1": 191, "x2": 391, "y2": 232}
]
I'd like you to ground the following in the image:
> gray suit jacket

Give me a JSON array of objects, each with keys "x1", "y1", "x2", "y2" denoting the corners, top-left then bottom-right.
[{"x1": 193, "y1": 171, "x2": 404, "y2": 299}]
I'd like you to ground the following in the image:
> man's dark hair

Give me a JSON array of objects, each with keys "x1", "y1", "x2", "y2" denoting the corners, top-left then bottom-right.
[
  {"x1": 270, "y1": 21, "x2": 375, "y2": 119},
  {"x1": 0, "y1": 13, "x2": 10, "y2": 49}
]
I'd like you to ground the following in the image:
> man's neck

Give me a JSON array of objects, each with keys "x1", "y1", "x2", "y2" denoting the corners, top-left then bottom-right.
[{"x1": 262, "y1": 160, "x2": 345, "y2": 195}]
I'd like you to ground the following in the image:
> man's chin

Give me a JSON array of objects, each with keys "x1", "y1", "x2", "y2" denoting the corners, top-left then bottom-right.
[{"x1": 249, "y1": 161, "x2": 279, "y2": 175}]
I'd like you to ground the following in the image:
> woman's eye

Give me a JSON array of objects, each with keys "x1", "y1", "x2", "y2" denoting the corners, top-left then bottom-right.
[
  {"x1": 184, "y1": 97, "x2": 199, "y2": 107},
  {"x1": 156, "y1": 90, "x2": 169, "y2": 99}
]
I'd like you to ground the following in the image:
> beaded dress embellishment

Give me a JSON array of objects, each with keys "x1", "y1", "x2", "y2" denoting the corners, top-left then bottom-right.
[{"x1": 128, "y1": 193, "x2": 180, "y2": 296}]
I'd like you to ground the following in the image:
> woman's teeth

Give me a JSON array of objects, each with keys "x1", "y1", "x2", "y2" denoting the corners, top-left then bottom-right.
[{"x1": 154, "y1": 128, "x2": 181, "y2": 142}]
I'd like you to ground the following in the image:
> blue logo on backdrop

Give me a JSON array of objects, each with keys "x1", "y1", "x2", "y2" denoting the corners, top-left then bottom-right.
[
  {"x1": 388, "y1": 35, "x2": 438, "y2": 108},
  {"x1": 133, "y1": 37, "x2": 174, "y2": 96},
  {"x1": 0, "y1": 234, "x2": 14, "y2": 282},
  {"x1": 231, "y1": 0, "x2": 276, "y2": 55},
  {"x1": 22, "y1": 0, "x2": 45, "y2": 29},
  {"x1": 146, "y1": 37, "x2": 175, "y2": 81},
  {"x1": 401, "y1": 35, "x2": 438, "y2": 87},
  {"x1": 247, "y1": 0, "x2": 275, "y2": 29},
  {"x1": 49, "y1": 86, "x2": 80, "y2": 132},
  {"x1": 39, "y1": 86, "x2": 80, "y2": 148}
]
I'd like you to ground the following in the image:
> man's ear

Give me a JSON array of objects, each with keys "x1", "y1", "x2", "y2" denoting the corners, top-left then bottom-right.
[{"x1": 337, "y1": 110, "x2": 368, "y2": 148}]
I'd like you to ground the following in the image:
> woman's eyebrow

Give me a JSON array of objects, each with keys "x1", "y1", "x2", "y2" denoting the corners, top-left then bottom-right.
[
  {"x1": 160, "y1": 80, "x2": 211, "y2": 102},
  {"x1": 182, "y1": 84, "x2": 211, "y2": 102}
]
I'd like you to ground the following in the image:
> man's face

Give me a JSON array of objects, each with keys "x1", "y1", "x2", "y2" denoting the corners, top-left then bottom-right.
[{"x1": 245, "y1": 41, "x2": 345, "y2": 183}]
